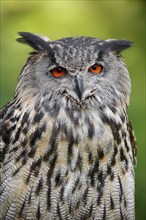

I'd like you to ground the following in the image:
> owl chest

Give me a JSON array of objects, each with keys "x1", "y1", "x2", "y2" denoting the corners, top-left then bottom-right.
[
  {"x1": 1, "y1": 109, "x2": 135, "y2": 219},
  {"x1": 41, "y1": 110, "x2": 113, "y2": 171}
]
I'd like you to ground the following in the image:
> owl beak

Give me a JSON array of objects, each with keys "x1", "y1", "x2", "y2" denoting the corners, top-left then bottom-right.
[{"x1": 74, "y1": 75, "x2": 84, "y2": 101}]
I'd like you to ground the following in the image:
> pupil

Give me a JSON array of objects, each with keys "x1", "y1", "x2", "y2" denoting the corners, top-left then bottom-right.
[
  {"x1": 57, "y1": 67, "x2": 62, "y2": 73},
  {"x1": 92, "y1": 65, "x2": 97, "y2": 70}
]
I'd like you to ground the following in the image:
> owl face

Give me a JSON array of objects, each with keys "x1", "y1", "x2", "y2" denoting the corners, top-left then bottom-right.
[{"x1": 17, "y1": 33, "x2": 132, "y2": 111}]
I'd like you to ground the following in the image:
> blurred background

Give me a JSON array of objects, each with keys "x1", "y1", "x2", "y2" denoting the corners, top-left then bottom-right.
[{"x1": 0, "y1": 1, "x2": 145, "y2": 219}]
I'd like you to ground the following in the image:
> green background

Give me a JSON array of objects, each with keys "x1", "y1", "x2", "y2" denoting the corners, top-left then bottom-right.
[{"x1": 0, "y1": 1, "x2": 145, "y2": 219}]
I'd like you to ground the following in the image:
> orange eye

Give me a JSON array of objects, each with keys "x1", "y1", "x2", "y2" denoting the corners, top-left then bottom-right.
[
  {"x1": 89, "y1": 64, "x2": 103, "y2": 74},
  {"x1": 51, "y1": 66, "x2": 66, "y2": 78}
]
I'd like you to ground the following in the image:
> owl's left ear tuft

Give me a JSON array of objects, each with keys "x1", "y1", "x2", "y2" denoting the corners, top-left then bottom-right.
[
  {"x1": 17, "y1": 32, "x2": 54, "y2": 57},
  {"x1": 103, "y1": 39, "x2": 133, "y2": 53}
]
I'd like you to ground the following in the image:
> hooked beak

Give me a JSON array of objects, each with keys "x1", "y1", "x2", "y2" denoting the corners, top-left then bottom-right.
[{"x1": 74, "y1": 75, "x2": 84, "y2": 101}]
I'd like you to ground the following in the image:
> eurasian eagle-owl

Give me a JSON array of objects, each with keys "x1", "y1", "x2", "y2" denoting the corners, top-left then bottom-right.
[{"x1": 0, "y1": 32, "x2": 136, "y2": 220}]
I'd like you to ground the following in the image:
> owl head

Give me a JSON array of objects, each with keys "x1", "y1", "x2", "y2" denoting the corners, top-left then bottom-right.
[{"x1": 16, "y1": 32, "x2": 132, "y2": 113}]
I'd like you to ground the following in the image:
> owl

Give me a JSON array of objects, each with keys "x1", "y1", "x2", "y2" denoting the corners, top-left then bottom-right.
[{"x1": 0, "y1": 32, "x2": 136, "y2": 220}]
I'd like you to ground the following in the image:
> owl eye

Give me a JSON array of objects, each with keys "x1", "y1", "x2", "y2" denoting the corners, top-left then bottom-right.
[
  {"x1": 89, "y1": 64, "x2": 103, "y2": 74},
  {"x1": 51, "y1": 66, "x2": 66, "y2": 77}
]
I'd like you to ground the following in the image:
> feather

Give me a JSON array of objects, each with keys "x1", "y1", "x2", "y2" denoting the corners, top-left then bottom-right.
[{"x1": 17, "y1": 32, "x2": 55, "y2": 58}]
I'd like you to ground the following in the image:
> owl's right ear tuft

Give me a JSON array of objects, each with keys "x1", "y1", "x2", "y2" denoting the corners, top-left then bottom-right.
[
  {"x1": 17, "y1": 32, "x2": 55, "y2": 57},
  {"x1": 103, "y1": 39, "x2": 133, "y2": 53}
]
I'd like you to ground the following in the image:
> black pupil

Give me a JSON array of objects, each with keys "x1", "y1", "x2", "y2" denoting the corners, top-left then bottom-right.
[
  {"x1": 57, "y1": 67, "x2": 63, "y2": 73},
  {"x1": 92, "y1": 65, "x2": 97, "y2": 70}
]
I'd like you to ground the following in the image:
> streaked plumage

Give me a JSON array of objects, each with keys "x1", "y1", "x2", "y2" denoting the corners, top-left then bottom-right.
[{"x1": 0, "y1": 32, "x2": 136, "y2": 219}]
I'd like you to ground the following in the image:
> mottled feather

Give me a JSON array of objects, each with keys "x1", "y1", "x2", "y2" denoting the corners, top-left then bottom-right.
[{"x1": 0, "y1": 32, "x2": 136, "y2": 220}]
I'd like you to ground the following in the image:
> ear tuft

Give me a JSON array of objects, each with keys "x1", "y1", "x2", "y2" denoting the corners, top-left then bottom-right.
[
  {"x1": 17, "y1": 32, "x2": 54, "y2": 57},
  {"x1": 103, "y1": 39, "x2": 133, "y2": 53}
]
